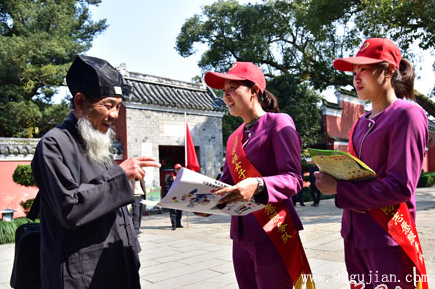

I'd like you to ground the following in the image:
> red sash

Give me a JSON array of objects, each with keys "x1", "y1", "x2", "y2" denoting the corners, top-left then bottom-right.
[
  {"x1": 226, "y1": 124, "x2": 314, "y2": 289},
  {"x1": 348, "y1": 120, "x2": 428, "y2": 289}
]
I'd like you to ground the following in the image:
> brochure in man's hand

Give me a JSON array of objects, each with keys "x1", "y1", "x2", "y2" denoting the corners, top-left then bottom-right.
[
  {"x1": 141, "y1": 168, "x2": 265, "y2": 216},
  {"x1": 307, "y1": 148, "x2": 376, "y2": 181}
]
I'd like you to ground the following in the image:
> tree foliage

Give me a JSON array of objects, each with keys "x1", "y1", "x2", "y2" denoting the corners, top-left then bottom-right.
[
  {"x1": 176, "y1": 0, "x2": 338, "y2": 146},
  {"x1": 298, "y1": 0, "x2": 435, "y2": 116},
  {"x1": 38, "y1": 100, "x2": 71, "y2": 136},
  {"x1": 0, "y1": 0, "x2": 107, "y2": 137},
  {"x1": 352, "y1": 0, "x2": 435, "y2": 51},
  {"x1": 176, "y1": 0, "x2": 435, "y2": 142},
  {"x1": 268, "y1": 75, "x2": 322, "y2": 147},
  {"x1": 177, "y1": 0, "x2": 351, "y2": 90},
  {"x1": 222, "y1": 113, "x2": 243, "y2": 145}
]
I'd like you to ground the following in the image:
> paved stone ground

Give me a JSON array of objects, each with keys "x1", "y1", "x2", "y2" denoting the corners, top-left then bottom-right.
[{"x1": 1, "y1": 187, "x2": 435, "y2": 289}]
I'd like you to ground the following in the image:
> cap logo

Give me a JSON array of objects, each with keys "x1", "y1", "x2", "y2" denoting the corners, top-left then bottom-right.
[
  {"x1": 360, "y1": 42, "x2": 370, "y2": 52},
  {"x1": 228, "y1": 63, "x2": 238, "y2": 72},
  {"x1": 114, "y1": 86, "x2": 122, "y2": 95}
]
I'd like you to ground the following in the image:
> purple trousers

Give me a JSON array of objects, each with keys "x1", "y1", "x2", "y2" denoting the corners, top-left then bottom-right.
[
  {"x1": 233, "y1": 238, "x2": 293, "y2": 289},
  {"x1": 345, "y1": 239, "x2": 416, "y2": 289}
]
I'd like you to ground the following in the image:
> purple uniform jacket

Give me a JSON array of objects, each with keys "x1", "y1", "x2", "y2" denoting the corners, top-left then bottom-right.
[
  {"x1": 220, "y1": 113, "x2": 304, "y2": 242},
  {"x1": 336, "y1": 99, "x2": 428, "y2": 248}
]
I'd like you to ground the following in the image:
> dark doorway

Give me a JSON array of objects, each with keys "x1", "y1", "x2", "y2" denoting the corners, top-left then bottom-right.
[{"x1": 158, "y1": 145, "x2": 200, "y2": 197}]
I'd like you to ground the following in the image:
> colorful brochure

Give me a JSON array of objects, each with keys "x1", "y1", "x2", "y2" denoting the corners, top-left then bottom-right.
[
  {"x1": 141, "y1": 168, "x2": 265, "y2": 216},
  {"x1": 307, "y1": 148, "x2": 376, "y2": 181}
]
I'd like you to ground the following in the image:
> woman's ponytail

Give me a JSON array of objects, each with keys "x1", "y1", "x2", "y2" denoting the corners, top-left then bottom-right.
[
  {"x1": 259, "y1": 90, "x2": 281, "y2": 113},
  {"x1": 242, "y1": 80, "x2": 281, "y2": 113},
  {"x1": 391, "y1": 59, "x2": 415, "y2": 101}
]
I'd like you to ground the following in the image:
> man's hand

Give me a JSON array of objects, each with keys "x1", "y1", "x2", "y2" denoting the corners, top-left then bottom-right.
[
  {"x1": 119, "y1": 156, "x2": 161, "y2": 180},
  {"x1": 314, "y1": 171, "x2": 337, "y2": 195},
  {"x1": 214, "y1": 177, "x2": 258, "y2": 205}
]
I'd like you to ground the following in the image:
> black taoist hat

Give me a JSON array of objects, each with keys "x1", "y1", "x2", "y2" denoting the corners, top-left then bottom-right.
[{"x1": 66, "y1": 55, "x2": 130, "y2": 100}]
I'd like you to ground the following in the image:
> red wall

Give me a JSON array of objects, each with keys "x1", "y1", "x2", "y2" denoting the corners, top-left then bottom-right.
[
  {"x1": 324, "y1": 98, "x2": 435, "y2": 172},
  {"x1": 325, "y1": 101, "x2": 365, "y2": 140},
  {"x1": 0, "y1": 161, "x2": 38, "y2": 218}
]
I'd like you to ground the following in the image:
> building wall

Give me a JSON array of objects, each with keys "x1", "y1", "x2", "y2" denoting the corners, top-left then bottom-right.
[
  {"x1": 124, "y1": 107, "x2": 223, "y2": 187},
  {"x1": 423, "y1": 147, "x2": 435, "y2": 172},
  {"x1": 339, "y1": 100, "x2": 365, "y2": 136},
  {"x1": 322, "y1": 92, "x2": 435, "y2": 172},
  {"x1": 324, "y1": 96, "x2": 366, "y2": 141},
  {"x1": 0, "y1": 161, "x2": 38, "y2": 218}
]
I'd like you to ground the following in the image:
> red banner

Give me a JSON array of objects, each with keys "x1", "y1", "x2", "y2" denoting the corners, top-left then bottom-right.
[
  {"x1": 186, "y1": 122, "x2": 200, "y2": 172},
  {"x1": 226, "y1": 124, "x2": 314, "y2": 289},
  {"x1": 348, "y1": 121, "x2": 428, "y2": 289}
]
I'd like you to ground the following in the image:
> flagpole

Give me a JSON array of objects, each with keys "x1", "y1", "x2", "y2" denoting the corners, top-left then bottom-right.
[
  {"x1": 184, "y1": 112, "x2": 187, "y2": 167},
  {"x1": 184, "y1": 112, "x2": 188, "y2": 228}
]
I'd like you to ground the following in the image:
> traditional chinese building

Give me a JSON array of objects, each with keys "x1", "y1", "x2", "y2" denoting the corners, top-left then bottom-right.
[
  {"x1": 114, "y1": 64, "x2": 225, "y2": 193},
  {"x1": 0, "y1": 65, "x2": 225, "y2": 217}
]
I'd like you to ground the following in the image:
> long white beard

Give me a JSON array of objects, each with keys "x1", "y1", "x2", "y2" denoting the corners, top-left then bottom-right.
[{"x1": 77, "y1": 117, "x2": 116, "y2": 167}]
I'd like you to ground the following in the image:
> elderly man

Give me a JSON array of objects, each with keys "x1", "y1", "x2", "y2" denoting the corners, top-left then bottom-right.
[{"x1": 31, "y1": 55, "x2": 160, "y2": 289}]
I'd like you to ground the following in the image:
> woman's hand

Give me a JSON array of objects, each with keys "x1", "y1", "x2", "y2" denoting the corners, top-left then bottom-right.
[
  {"x1": 314, "y1": 172, "x2": 338, "y2": 195},
  {"x1": 214, "y1": 177, "x2": 258, "y2": 205}
]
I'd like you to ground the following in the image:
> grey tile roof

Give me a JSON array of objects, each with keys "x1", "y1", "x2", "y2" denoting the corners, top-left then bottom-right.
[
  {"x1": 321, "y1": 99, "x2": 342, "y2": 110},
  {"x1": 0, "y1": 138, "x2": 39, "y2": 157},
  {"x1": 120, "y1": 70, "x2": 225, "y2": 112},
  {"x1": 0, "y1": 137, "x2": 124, "y2": 158}
]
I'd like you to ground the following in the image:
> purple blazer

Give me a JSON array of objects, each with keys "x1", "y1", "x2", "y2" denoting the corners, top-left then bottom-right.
[
  {"x1": 336, "y1": 99, "x2": 428, "y2": 248},
  {"x1": 220, "y1": 113, "x2": 303, "y2": 242}
]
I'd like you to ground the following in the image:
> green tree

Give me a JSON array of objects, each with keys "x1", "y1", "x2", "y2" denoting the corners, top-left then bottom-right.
[
  {"x1": 176, "y1": 0, "x2": 335, "y2": 146},
  {"x1": 294, "y1": 0, "x2": 435, "y2": 115},
  {"x1": 176, "y1": 0, "x2": 352, "y2": 89},
  {"x1": 0, "y1": 100, "x2": 41, "y2": 137},
  {"x1": 222, "y1": 113, "x2": 243, "y2": 145},
  {"x1": 268, "y1": 75, "x2": 322, "y2": 148},
  {"x1": 0, "y1": 0, "x2": 107, "y2": 137},
  {"x1": 177, "y1": 0, "x2": 435, "y2": 130},
  {"x1": 38, "y1": 100, "x2": 70, "y2": 136}
]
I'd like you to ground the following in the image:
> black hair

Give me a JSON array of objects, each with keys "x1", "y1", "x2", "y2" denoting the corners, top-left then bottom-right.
[{"x1": 242, "y1": 80, "x2": 281, "y2": 113}]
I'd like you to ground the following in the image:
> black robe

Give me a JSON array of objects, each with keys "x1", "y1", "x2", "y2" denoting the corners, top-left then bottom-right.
[{"x1": 31, "y1": 112, "x2": 141, "y2": 289}]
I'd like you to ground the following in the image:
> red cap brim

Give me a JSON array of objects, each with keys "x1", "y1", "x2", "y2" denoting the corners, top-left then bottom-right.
[
  {"x1": 204, "y1": 71, "x2": 247, "y2": 90},
  {"x1": 333, "y1": 57, "x2": 384, "y2": 71}
]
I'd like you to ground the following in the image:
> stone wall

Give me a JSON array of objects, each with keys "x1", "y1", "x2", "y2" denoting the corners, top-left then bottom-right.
[{"x1": 125, "y1": 107, "x2": 223, "y2": 187}]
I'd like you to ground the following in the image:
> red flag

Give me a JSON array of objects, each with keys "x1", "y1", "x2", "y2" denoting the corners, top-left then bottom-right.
[{"x1": 186, "y1": 123, "x2": 200, "y2": 172}]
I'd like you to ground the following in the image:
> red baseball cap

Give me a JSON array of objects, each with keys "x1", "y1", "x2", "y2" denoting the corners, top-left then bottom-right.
[
  {"x1": 333, "y1": 38, "x2": 402, "y2": 71},
  {"x1": 204, "y1": 62, "x2": 266, "y2": 93},
  {"x1": 174, "y1": 164, "x2": 182, "y2": 169}
]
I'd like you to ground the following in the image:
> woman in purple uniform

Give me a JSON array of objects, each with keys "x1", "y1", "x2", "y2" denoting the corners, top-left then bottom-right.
[
  {"x1": 315, "y1": 38, "x2": 429, "y2": 289},
  {"x1": 203, "y1": 62, "x2": 313, "y2": 289}
]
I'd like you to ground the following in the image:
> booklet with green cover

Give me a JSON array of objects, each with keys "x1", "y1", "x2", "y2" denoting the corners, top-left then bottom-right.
[{"x1": 307, "y1": 148, "x2": 376, "y2": 181}]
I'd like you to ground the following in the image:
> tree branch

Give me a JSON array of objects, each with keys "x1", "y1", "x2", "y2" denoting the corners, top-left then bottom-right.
[{"x1": 415, "y1": 90, "x2": 435, "y2": 118}]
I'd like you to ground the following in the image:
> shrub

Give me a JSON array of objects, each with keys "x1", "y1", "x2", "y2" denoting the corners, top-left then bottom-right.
[
  {"x1": 12, "y1": 164, "x2": 37, "y2": 214},
  {"x1": 417, "y1": 171, "x2": 435, "y2": 188},
  {"x1": 0, "y1": 218, "x2": 37, "y2": 244},
  {"x1": 301, "y1": 187, "x2": 311, "y2": 202},
  {"x1": 20, "y1": 199, "x2": 35, "y2": 214},
  {"x1": 301, "y1": 158, "x2": 313, "y2": 173},
  {"x1": 12, "y1": 164, "x2": 35, "y2": 187}
]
